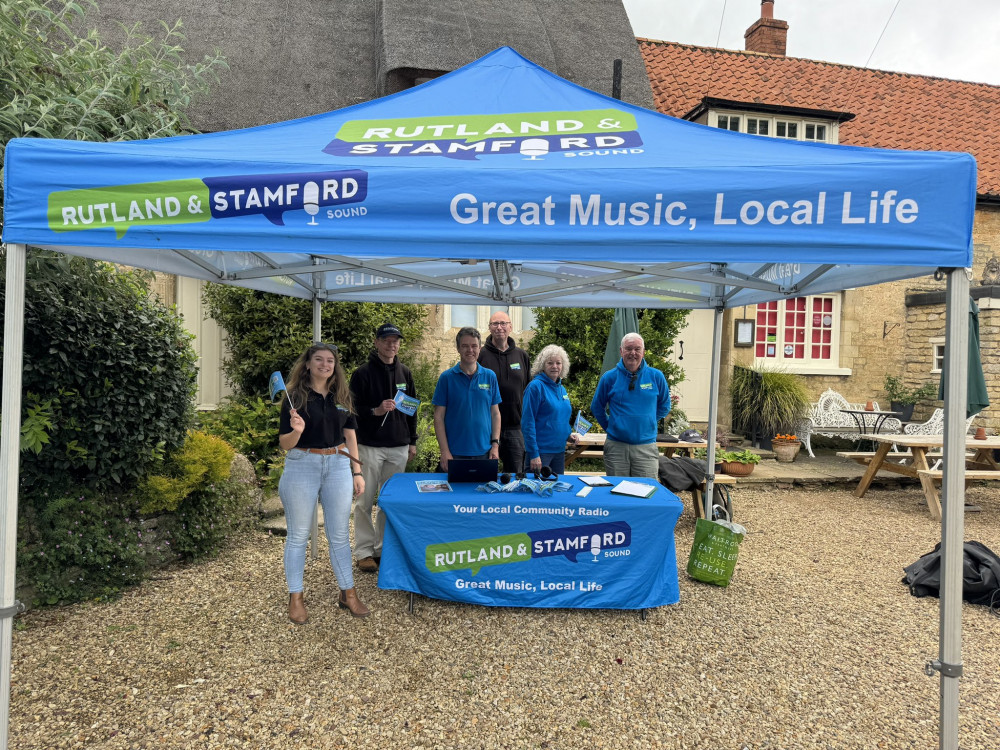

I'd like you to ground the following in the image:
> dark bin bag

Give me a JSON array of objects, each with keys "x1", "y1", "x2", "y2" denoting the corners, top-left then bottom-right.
[
  {"x1": 687, "y1": 518, "x2": 746, "y2": 587},
  {"x1": 901, "y1": 541, "x2": 1000, "y2": 607}
]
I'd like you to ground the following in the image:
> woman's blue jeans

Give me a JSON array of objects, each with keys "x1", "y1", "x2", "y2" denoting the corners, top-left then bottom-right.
[{"x1": 278, "y1": 450, "x2": 354, "y2": 593}]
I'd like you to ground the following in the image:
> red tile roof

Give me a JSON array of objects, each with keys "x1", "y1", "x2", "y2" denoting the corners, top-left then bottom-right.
[{"x1": 639, "y1": 39, "x2": 1000, "y2": 199}]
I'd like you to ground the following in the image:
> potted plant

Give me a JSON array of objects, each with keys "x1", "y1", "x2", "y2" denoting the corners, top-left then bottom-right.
[
  {"x1": 883, "y1": 375, "x2": 937, "y2": 421},
  {"x1": 716, "y1": 448, "x2": 761, "y2": 477},
  {"x1": 771, "y1": 433, "x2": 802, "y2": 463},
  {"x1": 730, "y1": 365, "x2": 810, "y2": 449}
]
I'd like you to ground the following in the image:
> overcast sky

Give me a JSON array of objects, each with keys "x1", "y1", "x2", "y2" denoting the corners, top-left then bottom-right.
[{"x1": 623, "y1": 0, "x2": 1000, "y2": 86}]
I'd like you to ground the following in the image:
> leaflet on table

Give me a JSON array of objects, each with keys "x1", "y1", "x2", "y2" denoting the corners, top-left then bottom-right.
[
  {"x1": 610, "y1": 480, "x2": 658, "y2": 498},
  {"x1": 578, "y1": 476, "x2": 612, "y2": 487},
  {"x1": 573, "y1": 410, "x2": 592, "y2": 435},
  {"x1": 416, "y1": 480, "x2": 452, "y2": 493},
  {"x1": 393, "y1": 389, "x2": 420, "y2": 416}
]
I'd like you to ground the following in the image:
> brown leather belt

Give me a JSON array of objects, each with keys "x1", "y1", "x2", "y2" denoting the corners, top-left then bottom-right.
[{"x1": 295, "y1": 445, "x2": 363, "y2": 467}]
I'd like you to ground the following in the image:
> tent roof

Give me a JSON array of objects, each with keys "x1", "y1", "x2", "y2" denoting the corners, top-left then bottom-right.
[{"x1": 2, "y1": 47, "x2": 978, "y2": 308}]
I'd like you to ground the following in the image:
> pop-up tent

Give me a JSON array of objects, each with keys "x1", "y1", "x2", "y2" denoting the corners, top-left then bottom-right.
[{"x1": 0, "y1": 47, "x2": 979, "y2": 748}]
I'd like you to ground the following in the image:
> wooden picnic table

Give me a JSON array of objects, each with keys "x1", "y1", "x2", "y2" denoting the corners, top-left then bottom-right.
[
  {"x1": 839, "y1": 433, "x2": 1000, "y2": 520},
  {"x1": 564, "y1": 432, "x2": 714, "y2": 466}
]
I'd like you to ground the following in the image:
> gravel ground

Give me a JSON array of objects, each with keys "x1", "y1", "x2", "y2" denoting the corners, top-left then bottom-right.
[{"x1": 10, "y1": 484, "x2": 1000, "y2": 750}]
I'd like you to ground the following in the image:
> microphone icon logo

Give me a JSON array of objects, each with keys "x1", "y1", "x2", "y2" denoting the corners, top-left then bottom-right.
[
  {"x1": 303, "y1": 181, "x2": 320, "y2": 225},
  {"x1": 590, "y1": 533, "x2": 601, "y2": 562},
  {"x1": 520, "y1": 138, "x2": 549, "y2": 160}
]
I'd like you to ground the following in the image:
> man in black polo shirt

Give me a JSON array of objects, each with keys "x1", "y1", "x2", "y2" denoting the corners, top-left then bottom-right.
[
  {"x1": 349, "y1": 323, "x2": 417, "y2": 573},
  {"x1": 477, "y1": 310, "x2": 531, "y2": 474}
]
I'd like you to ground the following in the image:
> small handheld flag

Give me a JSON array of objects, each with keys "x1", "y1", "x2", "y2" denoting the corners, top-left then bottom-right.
[
  {"x1": 573, "y1": 410, "x2": 593, "y2": 436},
  {"x1": 269, "y1": 371, "x2": 293, "y2": 409},
  {"x1": 393, "y1": 390, "x2": 420, "y2": 416}
]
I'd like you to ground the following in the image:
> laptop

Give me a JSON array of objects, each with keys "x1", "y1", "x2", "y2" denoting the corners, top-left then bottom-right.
[{"x1": 447, "y1": 458, "x2": 499, "y2": 484}]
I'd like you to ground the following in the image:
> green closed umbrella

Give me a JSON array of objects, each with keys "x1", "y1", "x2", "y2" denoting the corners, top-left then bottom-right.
[
  {"x1": 601, "y1": 307, "x2": 640, "y2": 374},
  {"x1": 939, "y1": 297, "x2": 990, "y2": 418}
]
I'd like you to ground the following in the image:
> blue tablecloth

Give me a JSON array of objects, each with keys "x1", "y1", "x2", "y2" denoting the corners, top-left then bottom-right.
[{"x1": 377, "y1": 474, "x2": 683, "y2": 609}]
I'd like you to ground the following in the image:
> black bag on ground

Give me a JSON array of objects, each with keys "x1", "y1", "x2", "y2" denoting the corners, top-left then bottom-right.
[{"x1": 901, "y1": 541, "x2": 1000, "y2": 606}]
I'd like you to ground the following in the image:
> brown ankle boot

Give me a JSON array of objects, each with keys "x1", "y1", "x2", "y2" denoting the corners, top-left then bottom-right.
[
  {"x1": 288, "y1": 592, "x2": 308, "y2": 625},
  {"x1": 338, "y1": 588, "x2": 371, "y2": 618}
]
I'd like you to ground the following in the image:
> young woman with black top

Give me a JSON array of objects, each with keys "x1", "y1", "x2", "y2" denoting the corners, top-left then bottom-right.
[{"x1": 278, "y1": 343, "x2": 369, "y2": 622}]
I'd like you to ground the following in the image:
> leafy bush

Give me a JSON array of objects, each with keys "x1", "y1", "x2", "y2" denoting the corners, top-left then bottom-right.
[
  {"x1": 195, "y1": 396, "x2": 281, "y2": 483},
  {"x1": 2, "y1": 250, "x2": 198, "y2": 500},
  {"x1": 1, "y1": 0, "x2": 226, "y2": 222},
  {"x1": 17, "y1": 492, "x2": 152, "y2": 605},
  {"x1": 528, "y1": 307, "x2": 688, "y2": 426},
  {"x1": 201, "y1": 286, "x2": 427, "y2": 398},
  {"x1": 137, "y1": 431, "x2": 234, "y2": 514},
  {"x1": 165, "y1": 471, "x2": 259, "y2": 561},
  {"x1": 883, "y1": 374, "x2": 937, "y2": 405}
]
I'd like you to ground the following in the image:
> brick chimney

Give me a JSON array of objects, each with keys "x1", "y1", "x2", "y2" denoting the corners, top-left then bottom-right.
[{"x1": 744, "y1": 0, "x2": 788, "y2": 56}]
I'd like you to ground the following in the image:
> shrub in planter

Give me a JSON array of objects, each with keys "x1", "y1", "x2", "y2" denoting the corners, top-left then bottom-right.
[
  {"x1": 883, "y1": 375, "x2": 937, "y2": 421},
  {"x1": 730, "y1": 365, "x2": 810, "y2": 446}
]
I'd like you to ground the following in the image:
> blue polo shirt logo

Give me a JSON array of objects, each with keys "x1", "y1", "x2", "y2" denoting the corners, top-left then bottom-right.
[
  {"x1": 478, "y1": 383, "x2": 491, "y2": 390},
  {"x1": 640, "y1": 383, "x2": 653, "y2": 390}
]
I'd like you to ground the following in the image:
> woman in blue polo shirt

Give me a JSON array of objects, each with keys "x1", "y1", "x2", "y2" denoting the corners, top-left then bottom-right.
[
  {"x1": 522, "y1": 344, "x2": 580, "y2": 474},
  {"x1": 278, "y1": 342, "x2": 369, "y2": 623}
]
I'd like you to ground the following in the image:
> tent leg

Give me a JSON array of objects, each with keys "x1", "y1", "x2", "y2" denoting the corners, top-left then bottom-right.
[
  {"x1": 934, "y1": 269, "x2": 969, "y2": 750},
  {"x1": 1, "y1": 243, "x2": 28, "y2": 750},
  {"x1": 310, "y1": 292, "x2": 322, "y2": 561},
  {"x1": 703, "y1": 305, "x2": 725, "y2": 519}
]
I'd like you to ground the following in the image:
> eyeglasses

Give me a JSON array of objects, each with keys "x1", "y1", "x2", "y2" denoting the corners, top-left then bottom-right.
[
  {"x1": 313, "y1": 342, "x2": 339, "y2": 353},
  {"x1": 628, "y1": 375, "x2": 636, "y2": 391},
  {"x1": 489, "y1": 321, "x2": 511, "y2": 328}
]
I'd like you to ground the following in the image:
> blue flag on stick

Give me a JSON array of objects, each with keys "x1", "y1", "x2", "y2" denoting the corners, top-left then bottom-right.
[{"x1": 269, "y1": 371, "x2": 287, "y2": 402}]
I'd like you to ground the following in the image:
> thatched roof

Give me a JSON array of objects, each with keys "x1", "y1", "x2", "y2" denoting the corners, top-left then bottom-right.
[{"x1": 94, "y1": 0, "x2": 653, "y2": 132}]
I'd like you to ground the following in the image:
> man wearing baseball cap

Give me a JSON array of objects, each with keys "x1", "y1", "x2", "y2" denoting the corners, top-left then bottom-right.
[{"x1": 348, "y1": 322, "x2": 418, "y2": 572}]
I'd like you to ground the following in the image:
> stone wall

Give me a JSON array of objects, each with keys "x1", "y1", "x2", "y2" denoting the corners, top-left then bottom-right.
[{"x1": 900, "y1": 204, "x2": 1000, "y2": 430}]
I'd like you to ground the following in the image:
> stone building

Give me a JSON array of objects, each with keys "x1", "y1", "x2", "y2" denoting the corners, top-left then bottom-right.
[{"x1": 640, "y1": 0, "x2": 999, "y2": 430}]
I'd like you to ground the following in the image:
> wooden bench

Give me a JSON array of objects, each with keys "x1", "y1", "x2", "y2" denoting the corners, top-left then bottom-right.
[
  {"x1": 916, "y1": 469, "x2": 1000, "y2": 521},
  {"x1": 836, "y1": 451, "x2": 916, "y2": 463}
]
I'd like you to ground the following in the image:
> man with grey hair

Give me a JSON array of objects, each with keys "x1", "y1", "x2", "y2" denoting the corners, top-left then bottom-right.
[{"x1": 590, "y1": 332, "x2": 672, "y2": 478}]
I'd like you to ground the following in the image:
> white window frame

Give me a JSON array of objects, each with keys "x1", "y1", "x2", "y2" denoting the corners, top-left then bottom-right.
[
  {"x1": 930, "y1": 336, "x2": 946, "y2": 374},
  {"x1": 710, "y1": 110, "x2": 839, "y2": 144},
  {"x1": 442, "y1": 305, "x2": 533, "y2": 334},
  {"x1": 752, "y1": 294, "x2": 851, "y2": 375}
]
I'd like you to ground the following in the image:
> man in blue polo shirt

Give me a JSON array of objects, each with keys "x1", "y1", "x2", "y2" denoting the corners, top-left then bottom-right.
[
  {"x1": 433, "y1": 326, "x2": 501, "y2": 471},
  {"x1": 591, "y1": 332, "x2": 672, "y2": 478}
]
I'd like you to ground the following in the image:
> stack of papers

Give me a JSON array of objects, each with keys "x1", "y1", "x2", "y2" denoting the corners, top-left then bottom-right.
[{"x1": 610, "y1": 480, "x2": 658, "y2": 499}]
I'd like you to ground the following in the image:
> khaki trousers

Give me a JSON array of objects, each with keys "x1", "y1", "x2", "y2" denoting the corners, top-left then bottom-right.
[{"x1": 353, "y1": 443, "x2": 409, "y2": 559}]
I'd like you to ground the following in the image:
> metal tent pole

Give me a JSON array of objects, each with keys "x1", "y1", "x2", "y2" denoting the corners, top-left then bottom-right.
[
  {"x1": 309, "y1": 272, "x2": 323, "y2": 560},
  {"x1": 1, "y1": 243, "x2": 28, "y2": 750},
  {"x1": 933, "y1": 268, "x2": 969, "y2": 750},
  {"x1": 703, "y1": 306, "x2": 724, "y2": 519}
]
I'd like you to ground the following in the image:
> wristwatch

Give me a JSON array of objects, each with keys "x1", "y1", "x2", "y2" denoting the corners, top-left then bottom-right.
[{"x1": 490, "y1": 438, "x2": 500, "y2": 445}]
